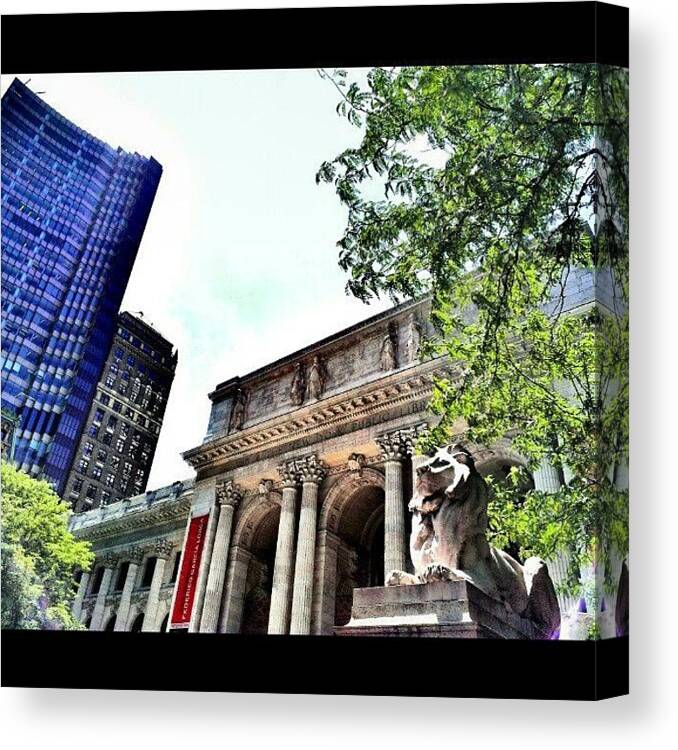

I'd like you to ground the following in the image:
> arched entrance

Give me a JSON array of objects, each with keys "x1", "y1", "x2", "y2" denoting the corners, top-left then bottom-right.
[
  {"x1": 219, "y1": 493, "x2": 281, "y2": 634},
  {"x1": 104, "y1": 613, "x2": 117, "y2": 631},
  {"x1": 240, "y1": 505, "x2": 280, "y2": 634},
  {"x1": 313, "y1": 469, "x2": 385, "y2": 634}
]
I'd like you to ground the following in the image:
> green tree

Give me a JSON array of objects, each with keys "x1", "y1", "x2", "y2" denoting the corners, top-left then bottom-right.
[
  {"x1": 1, "y1": 462, "x2": 93, "y2": 629},
  {"x1": 318, "y1": 65, "x2": 628, "y2": 593}
]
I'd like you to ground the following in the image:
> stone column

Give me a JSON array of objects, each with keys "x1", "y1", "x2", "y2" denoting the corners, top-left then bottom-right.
[
  {"x1": 533, "y1": 458, "x2": 577, "y2": 616},
  {"x1": 290, "y1": 455, "x2": 326, "y2": 635},
  {"x1": 71, "y1": 570, "x2": 90, "y2": 621},
  {"x1": 311, "y1": 529, "x2": 341, "y2": 635},
  {"x1": 114, "y1": 547, "x2": 143, "y2": 632},
  {"x1": 219, "y1": 546, "x2": 253, "y2": 633},
  {"x1": 377, "y1": 431, "x2": 409, "y2": 578},
  {"x1": 533, "y1": 457, "x2": 562, "y2": 493},
  {"x1": 142, "y1": 539, "x2": 173, "y2": 632},
  {"x1": 90, "y1": 554, "x2": 118, "y2": 631},
  {"x1": 268, "y1": 461, "x2": 299, "y2": 634},
  {"x1": 199, "y1": 480, "x2": 242, "y2": 633}
]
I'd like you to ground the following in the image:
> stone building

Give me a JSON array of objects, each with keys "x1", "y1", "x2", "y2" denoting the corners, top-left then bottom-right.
[
  {"x1": 71, "y1": 292, "x2": 626, "y2": 638},
  {"x1": 70, "y1": 479, "x2": 190, "y2": 632},
  {"x1": 63, "y1": 311, "x2": 177, "y2": 512}
]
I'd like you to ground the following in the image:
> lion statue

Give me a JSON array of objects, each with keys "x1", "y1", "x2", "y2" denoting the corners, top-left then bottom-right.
[{"x1": 386, "y1": 443, "x2": 561, "y2": 639}]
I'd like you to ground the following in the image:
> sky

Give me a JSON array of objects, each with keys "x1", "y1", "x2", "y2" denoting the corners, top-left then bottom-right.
[{"x1": 1, "y1": 69, "x2": 394, "y2": 489}]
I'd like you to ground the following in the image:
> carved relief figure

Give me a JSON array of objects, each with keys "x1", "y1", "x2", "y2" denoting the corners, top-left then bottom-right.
[
  {"x1": 307, "y1": 355, "x2": 326, "y2": 400},
  {"x1": 405, "y1": 312, "x2": 421, "y2": 362},
  {"x1": 229, "y1": 388, "x2": 248, "y2": 432},
  {"x1": 379, "y1": 324, "x2": 397, "y2": 371},
  {"x1": 386, "y1": 443, "x2": 561, "y2": 639},
  {"x1": 290, "y1": 362, "x2": 306, "y2": 406},
  {"x1": 347, "y1": 453, "x2": 365, "y2": 475}
]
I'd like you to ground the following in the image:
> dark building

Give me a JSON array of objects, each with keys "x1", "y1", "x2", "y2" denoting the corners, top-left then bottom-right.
[
  {"x1": 1, "y1": 79, "x2": 162, "y2": 493},
  {"x1": 64, "y1": 311, "x2": 177, "y2": 512}
]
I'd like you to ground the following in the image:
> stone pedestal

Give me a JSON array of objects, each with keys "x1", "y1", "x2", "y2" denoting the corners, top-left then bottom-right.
[{"x1": 335, "y1": 581, "x2": 546, "y2": 640}]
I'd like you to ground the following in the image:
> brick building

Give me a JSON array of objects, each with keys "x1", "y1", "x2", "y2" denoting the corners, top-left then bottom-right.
[{"x1": 64, "y1": 311, "x2": 177, "y2": 512}]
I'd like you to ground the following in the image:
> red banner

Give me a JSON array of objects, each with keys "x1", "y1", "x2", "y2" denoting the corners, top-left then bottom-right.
[{"x1": 170, "y1": 513, "x2": 209, "y2": 628}]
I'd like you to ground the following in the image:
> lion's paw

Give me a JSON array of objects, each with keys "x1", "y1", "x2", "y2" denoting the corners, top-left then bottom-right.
[{"x1": 385, "y1": 570, "x2": 419, "y2": 587}]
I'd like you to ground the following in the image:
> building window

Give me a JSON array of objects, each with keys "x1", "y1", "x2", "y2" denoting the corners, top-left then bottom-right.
[
  {"x1": 78, "y1": 457, "x2": 89, "y2": 473},
  {"x1": 85, "y1": 484, "x2": 97, "y2": 501},
  {"x1": 93, "y1": 408, "x2": 104, "y2": 425},
  {"x1": 97, "y1": 448, "x2": 107, "y2": 463},
  {"x1": 116, "y1": 438, "x2": 125, "y2": 453},
  {"x1": 130, "y1": 612, "x2": 144, "y2": 632},
  {"x1": 91, "y1": 466, "x2": 102, "y2": 480},
  {"x1": 83, "y1": 441, "x2": 94, "y2": 456},
  {"x1": 170, "y1": 552, "x2": 181, "y2": 583},
  {"x1": 102, "y1": 432, "x2": 112, "y2": 446},
  {"x1": 114, "y1": 561, "x2": 129, "y2": 591},
  {"x1": 112, "y1": 400, "x2": 122, "y2": 413},
  {"x1": 87, "y1": 424, "x2": 98, "y2": 438},
  {"x1": 105, "y1": 374, "x2": 116, "y2": 388},
  {"x1": 72, "y1": 477, "x2": 83, "y2": 493},
  {"x1": 101, "y1": 490, "x2": 112, "y2": 505},
  {"x1": 110, "y1": 456, "x2": 120, "y2": 471},
  {"x1": 141, "y1": 557, "x2": 156, "y2": 588},
  {"x1": 90, "y1": 567, "x2": 104, "y2": 595},
  {"x1": 105, "y1": 472, "x2": 115, "y2": 487}
]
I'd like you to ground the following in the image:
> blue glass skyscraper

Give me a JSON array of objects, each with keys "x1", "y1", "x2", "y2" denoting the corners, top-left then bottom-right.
[{"x1": 1, "y1": 79, "x2": 162, "y2": 494}]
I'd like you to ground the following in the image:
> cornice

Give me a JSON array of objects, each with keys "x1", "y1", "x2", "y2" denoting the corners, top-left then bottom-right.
[
  {"x1": 183, "y1": 358, "x2": 449, "y2": 472},
  {"x1": 71, "y1": 495, "x2": 191, "y2": 543}
]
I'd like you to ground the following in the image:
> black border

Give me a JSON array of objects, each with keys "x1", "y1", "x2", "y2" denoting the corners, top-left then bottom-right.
[
  {"x1": 2, "y1": 630, "x2": 628, "y2": 700},
  {"x1": 0, "y1": 2, "x2": 630, "y2": 700},
  {"x1": 1, "y1": 2, "x2": 628, "y2": 74}
]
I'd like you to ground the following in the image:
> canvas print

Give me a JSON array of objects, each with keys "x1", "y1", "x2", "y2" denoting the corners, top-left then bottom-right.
[{"x1": 0, "y1": 9, "x2": 628, "y2": 690}]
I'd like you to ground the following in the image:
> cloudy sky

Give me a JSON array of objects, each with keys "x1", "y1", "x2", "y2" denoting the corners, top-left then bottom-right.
[{"x1": 2, "y1": 69, "x2": 394, "y2": 488}]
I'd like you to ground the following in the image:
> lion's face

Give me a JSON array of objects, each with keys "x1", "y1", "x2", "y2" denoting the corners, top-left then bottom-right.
[{"x1": 409, "y1": 444, "x2": 475, "y2": 513}]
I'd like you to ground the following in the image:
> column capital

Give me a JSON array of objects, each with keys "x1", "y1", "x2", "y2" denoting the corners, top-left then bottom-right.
[
  {"x1": 216, "y1": 479, "x2": 243, "y2": 508},
  {"x1": 403, "y1": 422, "x2": 429, "y2": 455},
  {"x1": 277, "y1": 460, "x2": 299, "y2": 488},
  {"x1": 295, "y1": 454, "x2": 327, "y2": 485},
  {"x1": 376, "y1": 430, "x2": 409, "y2": 462},
  {"x1": 101, "y1": 552, "x2": 120, "y2": 569},
  {"x1": 153, "y1": 538, "x2": 173, "y2": 560},
  {"x1": 125, "y1": 546, "x2": 145, "y2": 566}
]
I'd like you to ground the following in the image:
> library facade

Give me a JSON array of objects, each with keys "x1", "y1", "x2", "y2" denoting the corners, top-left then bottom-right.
[{"x1": 70, "y1": 297, "x2": 596, "y2": 637}]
